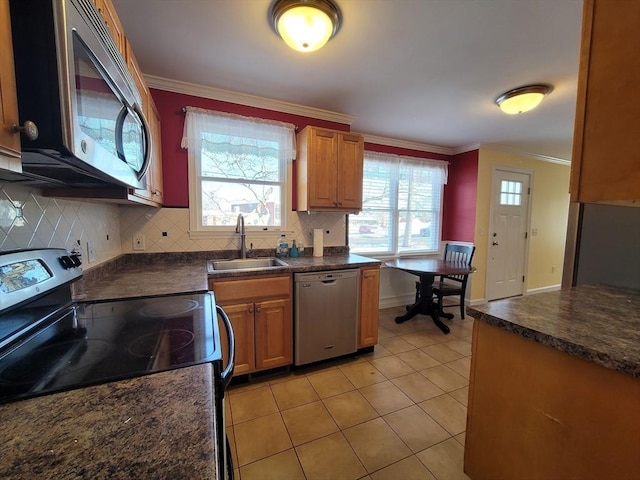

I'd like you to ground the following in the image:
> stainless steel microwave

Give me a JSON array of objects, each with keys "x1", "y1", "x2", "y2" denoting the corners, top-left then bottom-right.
[{"x1": 8, "y1": 0, "x2": 150, "y2": 189}]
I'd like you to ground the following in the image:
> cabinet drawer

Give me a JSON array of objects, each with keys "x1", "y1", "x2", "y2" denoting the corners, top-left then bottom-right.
[{"x1": 211, "y1": 274, "x2": 291, "y2": 304}]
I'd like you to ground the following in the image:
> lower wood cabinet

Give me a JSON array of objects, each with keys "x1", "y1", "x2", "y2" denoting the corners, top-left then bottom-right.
[
  {"x1": 358, "y1": 266, "x2": 380, "y2": 348},
  {"x1": 210, "y1": 274, "x2": 292, "y2": 375},
  {"x1": 465, "y1": 321, "x2": 640, "y2": 479}
]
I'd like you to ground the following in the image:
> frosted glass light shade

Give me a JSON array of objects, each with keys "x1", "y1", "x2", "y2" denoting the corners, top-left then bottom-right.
[
  {"x1": 495, "y1": 85, "x2": 553, "y2": 114},
  {"x1": 271, "y1": 0, "x2": 342, "y2": 53},
  {"x1": 277, "y1": 6, "x2": 333, "y2": 52}
]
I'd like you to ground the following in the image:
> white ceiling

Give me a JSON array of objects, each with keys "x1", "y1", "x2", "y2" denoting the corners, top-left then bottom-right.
[{"x1": 113, "y1": 0, "x2": 584, "y2": 161}]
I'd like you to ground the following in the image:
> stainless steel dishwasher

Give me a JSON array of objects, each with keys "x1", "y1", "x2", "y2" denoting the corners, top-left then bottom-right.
[{"x1": 294, "y1": 269, "x2": 360, "y2": 366}]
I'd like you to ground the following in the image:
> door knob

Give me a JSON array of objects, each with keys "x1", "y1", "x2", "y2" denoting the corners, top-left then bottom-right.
[
  {"x1": 12, "y1": 121, "x2": 39, "y2": 141},
  {"x1": 492, "y1": 241, "x2": 499, "y2": 246}
]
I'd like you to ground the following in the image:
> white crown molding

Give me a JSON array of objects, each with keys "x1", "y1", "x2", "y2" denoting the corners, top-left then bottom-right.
[
  {"x1": 363, "y1": 134, "x2": 453, "y2": 155},
  {"x1": 480, "y1": 143, "x2": 571, "y2": 166},
  {"x1": 145, "y1": 75, "x2": 356, "y2": 126},
  {"x1": 452, "y1": 143, "x2": 481, "y2": 155}
]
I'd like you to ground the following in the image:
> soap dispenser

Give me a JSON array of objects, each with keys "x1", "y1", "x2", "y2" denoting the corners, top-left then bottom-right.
[{"x1": 289, "y1": 240, "x2": 299, "y2": 257}]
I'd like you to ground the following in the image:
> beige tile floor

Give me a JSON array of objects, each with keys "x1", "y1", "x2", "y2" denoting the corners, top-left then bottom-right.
[{"x1": 226, "y1": 306, "x2": 473, "y2": 480}]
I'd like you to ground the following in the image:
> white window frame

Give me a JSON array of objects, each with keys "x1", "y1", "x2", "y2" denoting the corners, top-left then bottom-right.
[
  {"x1": 181, "y1": 108, "x2": 296, "y2": 237},
  {"x1": 349, "y1": 151, "x2": 448, "y2": 258}
]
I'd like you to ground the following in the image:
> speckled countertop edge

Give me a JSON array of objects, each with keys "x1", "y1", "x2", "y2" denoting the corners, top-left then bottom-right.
[
  {"x1": 0, "y1": 364, "x2": 217, "y2": 479},
  {"x1": 74, "y1": 250, "x2": 380, "y2": 302},
  {"x1": 467, "y1": 285, "x2": 640, "y2": 378}
]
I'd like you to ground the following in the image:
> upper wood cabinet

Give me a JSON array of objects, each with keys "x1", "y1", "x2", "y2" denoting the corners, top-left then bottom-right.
[
  {"x1": 146, "y1": 97, "x2": 164, "y2": 205},
  {"x1": 0, "y1": 0, "x2": 22, "y2": 172},
  {"x1": 569, "y1": 0, "x2": 640, "y2": 205},
  {"x1": 92, "y1": 0, "x2": 125, "y2": 55},
  {"x1": 296, "y1": 126, "x2": 364, "y2": 212}
]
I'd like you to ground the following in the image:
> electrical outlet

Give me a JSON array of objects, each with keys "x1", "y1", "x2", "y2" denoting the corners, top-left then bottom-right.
[
  {"x1": 86, "y1": 241, "x2": 95, "y2": 263},
  {"x1": 133, "y1": 234, "x2": 146, "y2": 251}
]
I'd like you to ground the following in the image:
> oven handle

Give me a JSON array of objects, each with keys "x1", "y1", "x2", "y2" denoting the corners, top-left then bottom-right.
[{"x1": 217, "y1": 305, "x2": 235, "y2": 390}]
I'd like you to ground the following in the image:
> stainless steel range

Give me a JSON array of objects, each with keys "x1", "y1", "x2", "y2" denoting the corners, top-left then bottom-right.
[{"x1": 0, "y1": 248, "x2": 235, "y2": 479}]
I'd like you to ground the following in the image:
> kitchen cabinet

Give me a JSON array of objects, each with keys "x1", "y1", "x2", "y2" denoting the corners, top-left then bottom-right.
[
  {"x1": 569, "y1": 0, "x2": 640, "y2": 205},
  {"x1": 93, "y1": 0, "x2": 125, "y2": 56},
  {"x1": 465, "y1": 319, "x2": 639, "y2": 479},
  {"x1": 358, "y1": 266, "x2": 380, "y2": 348},
  {"x1": 145, "y1": 97, "x2": 164, "y2": 204},
  {"x1": 296, "y1": 126, "x2": 364, "y2": 212},
  {"x1": 126, "y1": 39, "x2": 163, "y2": 205},
  {"x1": 0, "y1": 0, "x2": 21, "y2": 172},
  {"x1": 211, "y1": 275, "x2": 292, "y2": 375}
]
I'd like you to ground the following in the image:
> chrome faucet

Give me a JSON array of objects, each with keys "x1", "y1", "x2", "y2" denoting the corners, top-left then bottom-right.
[{"x1": 235, "y1": 214, "x2": 247, "y2": 259}]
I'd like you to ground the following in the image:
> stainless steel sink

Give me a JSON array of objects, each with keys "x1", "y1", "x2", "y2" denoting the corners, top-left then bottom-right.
[{"x1": 208, "y1": 257, "x2": 288, "y2": 273}]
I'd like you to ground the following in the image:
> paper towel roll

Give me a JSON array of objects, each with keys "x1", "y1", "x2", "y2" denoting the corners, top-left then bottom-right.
[{"x1": 313, "y1": 229, "x2": 323, "y2": 257}]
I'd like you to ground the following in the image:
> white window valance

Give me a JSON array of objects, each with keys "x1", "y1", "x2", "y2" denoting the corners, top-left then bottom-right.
[
  {"x1": 181, "y1": 106, "x2": 297, "y2": 162},
  {"x1": 364, "y1": 150, "x2": 449, "y2": 185}
]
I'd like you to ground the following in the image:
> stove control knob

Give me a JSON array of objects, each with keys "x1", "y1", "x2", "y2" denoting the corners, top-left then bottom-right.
[{"x1": 70, "y1": 255, "x2": 82, "y2": 267}]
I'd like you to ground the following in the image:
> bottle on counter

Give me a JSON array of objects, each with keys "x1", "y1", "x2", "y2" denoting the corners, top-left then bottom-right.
[
  {"x1": 276, "y1": 234, "x2": 289, "y2": 257},
  {"x1": 289, "y1": 240, "x2": 299, "y2": 257}
]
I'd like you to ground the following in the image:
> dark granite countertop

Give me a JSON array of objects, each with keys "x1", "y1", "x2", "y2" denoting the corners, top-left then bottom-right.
[
  {"x1": 73, "y1": 259, "x2": 210, "y2": 302},
  {"x1": 74, "y1": 251, "x2": 380, "y2": 302},
  {"x1": 0, "y1": 364, "x2": 217, "y2": 479},
  {"x1": 466, "y1": 285, "x2": 640, "y2": 378}
]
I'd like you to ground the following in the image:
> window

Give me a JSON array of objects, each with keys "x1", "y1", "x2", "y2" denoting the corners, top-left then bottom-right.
[
  {"x1": 181, "y1": 107, "x2": 296, "y2": 233},
  {"x1": 349, "y1": 151, "x2": 448, "y2": 256},
  {"x1": 499, "y1": 180, "x2": 523, "y2": 206}
]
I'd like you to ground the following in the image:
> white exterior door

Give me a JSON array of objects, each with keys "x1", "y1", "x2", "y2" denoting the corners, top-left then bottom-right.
[{"x1": 486, "y1": 168, "x2": 531, "y2": 301}]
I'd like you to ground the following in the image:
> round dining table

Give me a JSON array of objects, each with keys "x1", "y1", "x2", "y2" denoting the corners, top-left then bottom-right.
[{"x1": 385, "y1": 257, "x2": 476, "y2": 334}]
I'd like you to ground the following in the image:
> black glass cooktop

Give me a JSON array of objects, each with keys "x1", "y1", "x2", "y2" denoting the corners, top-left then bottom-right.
[{"x1": 0, "y1": 292, "x2": 221, "y2": 404}]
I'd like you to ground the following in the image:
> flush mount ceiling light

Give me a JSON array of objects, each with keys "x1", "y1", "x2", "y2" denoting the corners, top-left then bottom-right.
[
  {"x1": 270, "y1": 0, "x2": 342, "y2": 53},
  {"x1": 495, "y1": 84, "x2": 553, "y2": 114}
]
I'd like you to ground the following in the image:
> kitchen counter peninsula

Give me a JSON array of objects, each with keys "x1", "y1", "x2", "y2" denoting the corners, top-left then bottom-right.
[
  {"x1": 0, "y1": 364, "x2": 218, "y2": 480},
  {"x1": 464, "y1": 285, "x2": 640, "y2": 480}
]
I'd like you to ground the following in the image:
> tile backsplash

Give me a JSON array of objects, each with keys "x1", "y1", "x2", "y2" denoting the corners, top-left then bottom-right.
[
  {"x1": 0, "y1": 183, "x2": 347, "y2": 264},
  {"x1": 119, "y1": 206, "x2": 347, "y2": 254},
  {"x1": 0, "y1": 183, "x2": 121, "y2": 265}
]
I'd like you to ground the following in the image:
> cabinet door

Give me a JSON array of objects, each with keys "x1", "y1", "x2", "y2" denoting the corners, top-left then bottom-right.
[
  {"x1": 337, "y1": 133, "x2": 364, "y2": 210},
  {"x1": 148, "y1": 97, "x2": 164, "y2": 204},
  {"x1": 0, "y1": 0, "x2": 21, "y2": 168},
  {"x1": 570, "y1": 0, "x2": 640, "y2": 203},
  {"x1": 219, "y1": 302, "x2": 255, "y2": 375},
  {"x1": 254, "y1": 298, "x2": 292, "y2": 371},
  {"x1": 94, "y1": 0, "x2": 126, "y2": 55},
  {"x1": 307, "y1": 128, "x2": 339, "y2": 209},
  {"x1": 358, "y1": 267, "x2": 380, "y2": 348}
]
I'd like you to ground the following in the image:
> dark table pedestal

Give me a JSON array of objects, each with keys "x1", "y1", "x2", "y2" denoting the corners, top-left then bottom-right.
[{"x1": 394, "y1": 273, "x2": 452, "y2": 334}]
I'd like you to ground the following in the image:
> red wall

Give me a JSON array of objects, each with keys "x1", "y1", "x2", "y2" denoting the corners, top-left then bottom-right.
[
  {"x1": 442, "y1": 150, "x2": 479, "y2": 242},
  {"x1": 151, "y1": 88, "x2": 479, "y2": 243},
  {"x1": 151, "y1": 88, "x2": 350, "y2": 207}
]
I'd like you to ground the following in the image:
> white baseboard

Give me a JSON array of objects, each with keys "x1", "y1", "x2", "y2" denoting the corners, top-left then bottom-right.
[
  {"x1": 526, "y1": 284, "x2": 561, "y2": 295},
  {"x1": 379, "y1": 294, "x2": 415, "y2": 309}
]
